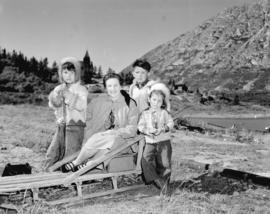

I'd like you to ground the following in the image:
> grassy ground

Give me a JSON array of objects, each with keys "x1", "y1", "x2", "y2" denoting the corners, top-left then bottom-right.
[{"x1": 1, "y1": 104, "x2": 270, "y2": 213}]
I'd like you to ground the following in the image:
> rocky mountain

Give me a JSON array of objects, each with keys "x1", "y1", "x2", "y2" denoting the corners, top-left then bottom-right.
[{"x1": 121, "y1": 0, "x2": 270, "y2": 93}]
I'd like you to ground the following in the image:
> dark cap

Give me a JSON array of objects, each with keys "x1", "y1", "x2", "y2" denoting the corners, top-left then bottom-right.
[{"x1": 132, "y1": 59, "x2": 151, "y2": 72}]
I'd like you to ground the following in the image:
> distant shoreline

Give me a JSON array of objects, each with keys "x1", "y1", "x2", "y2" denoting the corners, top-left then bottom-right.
[{"x1": 185, "y1": 113, "x2": 270, "y2": 119}]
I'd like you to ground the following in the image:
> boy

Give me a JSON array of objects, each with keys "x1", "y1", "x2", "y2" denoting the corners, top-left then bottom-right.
[
  {"x1": 129, "y1": 59, "x2": 170, "y2": 112},
  {"x1": 129, "y1": 59, "x2": 156, "y2": 113},
  {"x1": 129, "y1": 59, "x2": 172, "y2": 194}
]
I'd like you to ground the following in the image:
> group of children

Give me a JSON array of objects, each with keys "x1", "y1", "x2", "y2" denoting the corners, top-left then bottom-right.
[{"x1": 45, "y1": 57, "x2": 174, "y2": 192}]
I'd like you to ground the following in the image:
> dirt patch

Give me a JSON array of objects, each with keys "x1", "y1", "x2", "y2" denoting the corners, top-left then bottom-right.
[{"x1": 174, "y1": 172, "x2": 258, "y2": 195}]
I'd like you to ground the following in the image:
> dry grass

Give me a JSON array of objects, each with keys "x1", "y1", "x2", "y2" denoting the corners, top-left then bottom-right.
[
  {"x1": 1, "y1": 104, "x2": 270, "y2": 214},
  {"x1": 0, "y1": 104, "x2": 55, "y2": 152}
]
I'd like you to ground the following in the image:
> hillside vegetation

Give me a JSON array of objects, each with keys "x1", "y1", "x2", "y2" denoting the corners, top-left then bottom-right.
[
  {"x1": 0, "y1": 49, "x2": 99, "y2": 104},
  {"x1": 121, "y1": 0, "x2": 270, "y2": 98}
]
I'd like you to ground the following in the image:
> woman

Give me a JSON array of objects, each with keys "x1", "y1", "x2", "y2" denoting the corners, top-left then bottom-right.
[{"x1": 64, "y1": 72, "x2": 139, "y2": 172}]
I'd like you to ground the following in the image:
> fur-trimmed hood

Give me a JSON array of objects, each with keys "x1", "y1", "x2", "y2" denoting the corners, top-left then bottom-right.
[
  {"x1": 58, "y1": 57, "x2": 81, "y2": 83},
  {"x1": 150, "y1": 82, "x2": 171, "y2": 112}
]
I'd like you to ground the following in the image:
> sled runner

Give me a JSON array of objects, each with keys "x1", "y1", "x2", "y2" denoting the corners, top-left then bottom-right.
[{"x1": 0, "y1": 135, "x2": 144, "y2": 205}]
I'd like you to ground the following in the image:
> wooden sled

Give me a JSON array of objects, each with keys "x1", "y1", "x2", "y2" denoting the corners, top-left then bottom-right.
[{"x1": 0, "y1": 135, "x2": 145, "y2": 205}]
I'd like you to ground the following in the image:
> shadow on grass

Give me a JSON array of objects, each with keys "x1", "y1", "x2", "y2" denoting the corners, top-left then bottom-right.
[{"x1": 169, "y1": 170, "x2": 265, "y2": 196}]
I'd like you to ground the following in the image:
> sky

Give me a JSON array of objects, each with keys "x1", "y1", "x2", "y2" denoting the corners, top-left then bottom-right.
[{"x1": 0, "y1": 0, "x2": 254, "y2": 72}]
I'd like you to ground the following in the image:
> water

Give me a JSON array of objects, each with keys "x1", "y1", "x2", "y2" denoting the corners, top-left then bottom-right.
[{"x1": 187, "y1": 116, "x2": 270, "y2": 132}]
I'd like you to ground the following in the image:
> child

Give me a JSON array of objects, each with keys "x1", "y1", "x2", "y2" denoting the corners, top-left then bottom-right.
[
  {"x1": 44, "y1": 57, "x2": 88, "y2": 171},
  {"x1": 129, "y1": 59, "x2": 156, "y2": 113},
  {"x1": 129, "y1": 59, "x2": 171, "y2": 112},
  {"x1": 138, "y1": 89, "x2": 174, "y2": 192}
]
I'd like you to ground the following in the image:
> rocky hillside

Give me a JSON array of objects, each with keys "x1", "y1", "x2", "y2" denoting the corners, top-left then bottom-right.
[{"x1": 121, "y1": 0, "x2": 270, "y2": 93}]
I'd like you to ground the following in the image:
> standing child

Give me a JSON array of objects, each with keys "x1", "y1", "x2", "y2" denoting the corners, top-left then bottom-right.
[
  {"x1": 44, "y1": 57, "x2": 88, "y2": 171},
  {"x1": 129, "y1": 59, "x2": 156, "y2": 113},
  {"x1": 138, "y1": 89, "x2": 174, "y2": 192}
]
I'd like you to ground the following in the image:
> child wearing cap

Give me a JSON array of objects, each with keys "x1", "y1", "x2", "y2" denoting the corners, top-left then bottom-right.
[
  {"x1": 44, "y1": 57, "x2": 88, "y2": 171},
  {"x1": 129, "y1": 59, "x2": 156, "y2": 113},
  {"x1": 129, "y1": 59, "x2": 171, "y2": 113},
  {"x1": 138, "y1": 89, "x2": 174, "y2": 193}
]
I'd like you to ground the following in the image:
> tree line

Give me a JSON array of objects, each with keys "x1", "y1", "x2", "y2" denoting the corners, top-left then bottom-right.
[{"x1": 0, "y1": 47, "x2": 105, "y2": 84}]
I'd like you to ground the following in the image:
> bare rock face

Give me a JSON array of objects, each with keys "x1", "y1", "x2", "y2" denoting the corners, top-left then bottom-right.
[{"x1": 121, "y1": 1, "x2": 270, "y2": 93}]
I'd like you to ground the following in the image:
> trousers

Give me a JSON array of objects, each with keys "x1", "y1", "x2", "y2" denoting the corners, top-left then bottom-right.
[{"x1": 141, "y1": 139, "x2": 172, "y2": 184}]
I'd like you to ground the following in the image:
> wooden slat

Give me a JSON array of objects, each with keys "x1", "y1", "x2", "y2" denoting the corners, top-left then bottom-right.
[
  {"x1": 136, "y1": 139, "x2": 145, "y2": 171},
  {"x1": 0, "y1": 172, "x2": 65, "y2": 185},
  {"x1": 47, "y1": 184, "x2": 145, "y2": 205},
  {"x1": 0, "y1": 203, "x2": 18, "y2": 211},
  {"x1": 0, "y1": 169, "x2": 141, "y2": 193},
  {"x1": 0, "y1": 134, "x2": 144, "y2": 205}
]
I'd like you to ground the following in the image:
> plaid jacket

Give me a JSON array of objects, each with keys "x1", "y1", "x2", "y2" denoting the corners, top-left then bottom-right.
[{"x1": 138, "y1": 108, "x2": 174, "y2": 143}]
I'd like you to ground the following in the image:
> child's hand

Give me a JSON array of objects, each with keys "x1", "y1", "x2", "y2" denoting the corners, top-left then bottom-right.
[
  {"x1": 55, "y1": 85, "x2": 66, "y2": 96},
  {"x1": 148, "y1": 127, "x2": 157, "y2": 135},
  {"x1": 153, "y1": 128, "x2": 162, "y2": 136},
  {"x1": 144, "y1": 127, "x2": 157, "y2": 137},
  {"x1": 62, "y1": 90, "x2": 78, "y2": 109},
  {"x1": 50, "y1": 94, "x2": 63, "y2": 107},
  {"x1": 53, "y1": 87, "x2": 64, "y2": 103}
]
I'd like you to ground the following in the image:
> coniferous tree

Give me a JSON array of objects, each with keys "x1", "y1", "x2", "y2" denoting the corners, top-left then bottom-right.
[
  {"x1": 82, "y1": 50, "x2": 94, "y2": 84},
  {"x1": 2, "y1": 49, "x2": 6, "y2": 58},
  {"x1": 93, "y1": 65, "x2": 97, "y2": 76},
  {"x1": 97, "y1": 66, "x2": 103, "y2": 78},
  {"x1": 11, "y1": 50, "x2": 18, "y2": 65},
  {"x1": 29, "y1": 57, "x2": 39, "y2": 76},
  {"x1": 107, "y1": 67, "x2": 115, "y2": 74},
  {"x1": 50, "y1": 61, "x2": 59, "y2": 83}
]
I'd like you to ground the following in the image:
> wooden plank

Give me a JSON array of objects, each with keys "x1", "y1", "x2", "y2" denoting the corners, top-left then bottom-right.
[
  {"x1": 76, "y1": 170, "x2": 141, "y2": 182},
  {"x1": 0, "y1": 170, "x2": 139, "y2": 191},
  {"x1": 47, "y1": 184, "x2": 145, "y2": 205},
  {"x1": 32, "y1": 188, "x2": 39, "y2": 201},
  {"x1": 63, "y1": 136, "x2": 143, "y2": 185},
  {"x1": 76, "y1": 182, "x2": 83, "y2": 198},
  {"x1": 0, "y1": 203, "x2": 18, "y2": 211},
  {"x1": 0, "y1": 172, "x2": 65, "y2": 185},
  {"x1": 0, "y1": 135, "x2": 143, "y2": 196},
  {"x1": 112, "y1": 176, "x2": 118, "y2": 190},
  {"x1": 0, "y1": 169, "x2": 141, "y2": 193},
  {"x1": 136, "y1": 138, "x2": 145, "y2": 171}
]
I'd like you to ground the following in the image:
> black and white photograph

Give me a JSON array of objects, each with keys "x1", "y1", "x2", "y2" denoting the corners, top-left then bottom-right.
[{"x1": 1, "y1": 0, "x2": 270, "y2": 213}]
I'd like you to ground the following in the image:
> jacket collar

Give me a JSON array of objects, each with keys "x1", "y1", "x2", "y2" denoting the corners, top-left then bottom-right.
[
  {"x1": 134, "y1": 79, "x2": 157, "y2": 89},
  {"x1": 104, "y1": 93, "x2": 125, "y2": 104},
  {"x1": 134, "y1": 79, "x2": 149, "y2": 89}
]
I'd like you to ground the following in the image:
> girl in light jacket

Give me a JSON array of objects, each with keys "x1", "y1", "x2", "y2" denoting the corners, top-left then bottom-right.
[
  {"x1": 138, "y1": 89, "x2": 174, "y2": 191},
  {"x1": 44, "y1": 57, "x2": 88, "y2": 170}
]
